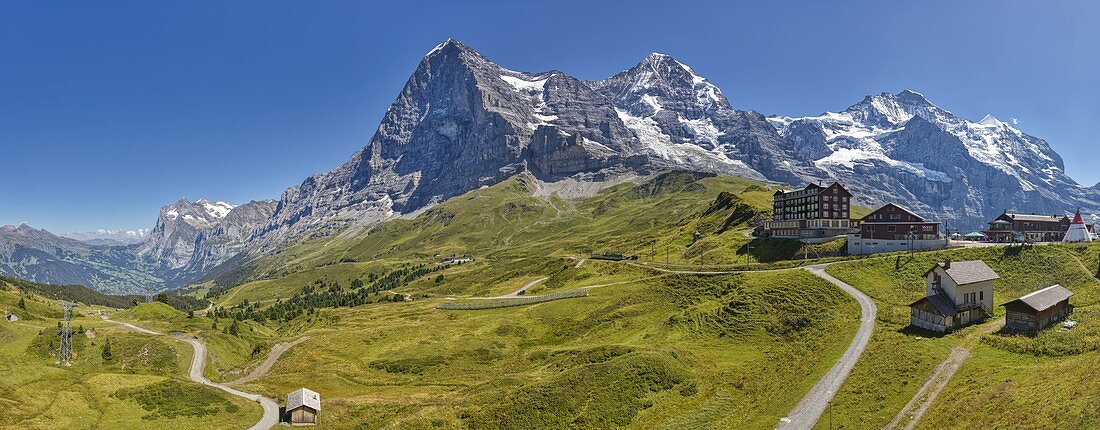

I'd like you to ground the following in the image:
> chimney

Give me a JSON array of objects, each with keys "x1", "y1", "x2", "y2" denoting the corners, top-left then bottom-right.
[{"x1": 943, "y1": 258, "x2": 952, "y2": 269}]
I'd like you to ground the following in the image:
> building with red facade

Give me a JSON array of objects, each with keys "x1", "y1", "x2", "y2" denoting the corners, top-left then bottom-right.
[
  {"x1": 848, "y1": 203, "x2": 947, "y2": 255},
  {"x1": 763, "y1": 182, "x2": 853, "y2": 241}
]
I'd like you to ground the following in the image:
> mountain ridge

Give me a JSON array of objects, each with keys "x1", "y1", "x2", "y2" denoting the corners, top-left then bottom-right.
[{"x1": 4, "y1": 38, "x2": 1098, "y2": 292}]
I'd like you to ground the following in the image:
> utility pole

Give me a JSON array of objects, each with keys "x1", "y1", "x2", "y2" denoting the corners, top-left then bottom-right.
[{"x1": 58, "y1": 302, "x2": 77, "y2": 366}]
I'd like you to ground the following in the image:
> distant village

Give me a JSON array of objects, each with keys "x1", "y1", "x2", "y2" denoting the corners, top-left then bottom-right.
[{"x1": 760, "y1": 181, "x2": 1094, "y2": 335}]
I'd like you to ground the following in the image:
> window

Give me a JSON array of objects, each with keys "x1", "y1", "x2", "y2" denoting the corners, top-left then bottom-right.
[
  {"x1": 888, "y1": 226, "x2": 896, "y2": 232},
  {"x1": 979, "y1": 291, "x2": 984, "y2": 301}
]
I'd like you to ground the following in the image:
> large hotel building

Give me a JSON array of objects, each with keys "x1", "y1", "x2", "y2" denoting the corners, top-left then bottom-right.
[{"x1": 764, "y1": 182, "x2": 852, "y2": 240}]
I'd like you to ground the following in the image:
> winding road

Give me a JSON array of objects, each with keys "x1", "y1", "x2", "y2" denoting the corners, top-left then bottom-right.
[
  {"x1": 227, "y1": 336, "x2": 310, "y2": 386},
  {"x1": 777, "y1": 265, "x2": 877, "y2": 430},
  {"x1": 606, "y1": 258, "x2": 878, "y2": 429},
  {"x1": 106, "y1": 315, "x2": 280, "y2": 430}
]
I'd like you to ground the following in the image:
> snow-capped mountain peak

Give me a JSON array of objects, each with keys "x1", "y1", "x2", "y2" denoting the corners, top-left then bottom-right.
[
  {"x1": 771, "y1": 89, "x2": 1092, "y2": 228},
  {"x1": 197, "y1": 199, "x2": 236, "y2": 219},
  {"x1": 978, "y1": 114, "x2": 1003, "y2": 127}
]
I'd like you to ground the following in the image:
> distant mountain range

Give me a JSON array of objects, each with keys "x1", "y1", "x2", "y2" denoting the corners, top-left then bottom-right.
[
  {"x1": 62, "y1": 229, "x2": 150, "y2": 246},
  {"x1": 0, "y1": 199, "x2": 274, "y2": 294},
  {"x1": 3, "y1": 39, "x2": 1097, "y2": 292}
]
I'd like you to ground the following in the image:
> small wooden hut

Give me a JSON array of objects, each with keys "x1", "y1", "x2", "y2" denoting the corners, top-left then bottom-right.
[
  {"x1": 1002, "y1": 285, "x2": 1073, "y2": 333},
  {"x1": 286, "y1": 387, "x2": 320, "y2": 425}
]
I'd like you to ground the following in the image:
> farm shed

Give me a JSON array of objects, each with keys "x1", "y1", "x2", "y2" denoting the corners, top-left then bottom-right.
[
  {"x1": 286, "y1": 387, "x2": 321, "y2": 425},
  {"x1": 1002, "y1": 285, "x2": 1073, "y2": 333}
]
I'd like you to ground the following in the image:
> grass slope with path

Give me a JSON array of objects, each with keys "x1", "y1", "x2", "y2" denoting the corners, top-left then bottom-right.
[
  {"x1": 816, "y1": 243, "x2": 1100, "y2": 429},
  {"x1": 234, "y1": 265, "x2": 861, "y2": 428},
  {"x1": 0, "y1": 281, "x2": 260, "y2": 429}
]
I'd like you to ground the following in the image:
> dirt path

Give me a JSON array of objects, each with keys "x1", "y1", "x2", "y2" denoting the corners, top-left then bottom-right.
[
  {"x1": 227, "y1": 336, "x2": 310, "y2": 386},
  {"x1": 574, "y1": 258, "x2": 586, "y2": 269},
  {"x1": 777, "y1": 265, "x2": 877, "y2": 429},
  {"x1": 884, "y1": 317, "x2": 1004, "y2": 430},
  {"x1": 106, "y1": 315, "x2": 280, "y2": 430}
]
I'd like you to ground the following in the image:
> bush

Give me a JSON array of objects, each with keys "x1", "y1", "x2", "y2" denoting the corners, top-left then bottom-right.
[{"x1": 112, "y1": 379, "x2": 240, "y2": 419}]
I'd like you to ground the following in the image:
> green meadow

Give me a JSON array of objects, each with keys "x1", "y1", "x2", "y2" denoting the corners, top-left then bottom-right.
[{"x1": 5, "y1": 171, "x2": 1098, "y2": 429}]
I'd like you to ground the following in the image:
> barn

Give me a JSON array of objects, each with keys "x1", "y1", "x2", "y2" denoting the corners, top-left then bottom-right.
[
  {"x1": 286, "y1": 387, "x2": 321, "y2": 425},
  {"x1": 1002, "y1": 285, "x2": 1074, "y2": 334}
]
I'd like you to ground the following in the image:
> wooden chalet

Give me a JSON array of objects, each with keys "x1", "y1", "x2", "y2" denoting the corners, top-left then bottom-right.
[
  {"x1": 848, "y1": 203, "x2": 946, "y2": 254},
  {"x1": 1002, "y1": 285, "x2": 1074, "y2": 334}
]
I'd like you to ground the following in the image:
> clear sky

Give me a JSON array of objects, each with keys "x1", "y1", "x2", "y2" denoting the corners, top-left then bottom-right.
[{"x1": 3, "y1": 0, "x2": 1098, "y2": 233}]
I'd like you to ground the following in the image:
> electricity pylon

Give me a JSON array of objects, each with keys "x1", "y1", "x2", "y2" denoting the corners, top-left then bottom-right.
[{"x1": 57, "y1": 302, "x2": 77, "y2": 366}]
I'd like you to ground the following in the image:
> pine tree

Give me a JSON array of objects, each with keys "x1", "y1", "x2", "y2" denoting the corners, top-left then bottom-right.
[
  {"x1": 18, "y1": 297, "x2": 26, "y2": 310},
  {"x1": 211, "y1": 319, "x2": 218, "y2": 330},
  {"x1": 102, "y1": 337, "x2": 112, "y2": 361},
  {"x1": 228, "y1": 319, "x2": 240, "y2": 336},
  {"x1": 187, "y1": 310, "x2": 194, "y2": 319}
]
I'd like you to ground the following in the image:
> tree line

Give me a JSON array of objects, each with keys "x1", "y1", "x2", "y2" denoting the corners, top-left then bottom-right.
[{"x1": 208, "y1": 264, "x2": 442, "y2": 324}]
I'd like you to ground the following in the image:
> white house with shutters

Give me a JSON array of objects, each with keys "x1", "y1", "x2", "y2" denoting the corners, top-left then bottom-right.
[{"x1": 909, "y1": 259, "x2": 999, "y2": 332}]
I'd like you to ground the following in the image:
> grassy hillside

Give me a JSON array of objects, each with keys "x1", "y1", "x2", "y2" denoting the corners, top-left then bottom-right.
[
  {"x1": 228, "y1": 263, "x2": 860, "y2": 428},
  {"x1": 212, "y1": 172, "x2": 856, "y2": 305},
  {"x1": 0, "y1": 289, "x2": 259, "y2": 429},
  {"x1": 818, "y1": 243, "x2": 1100, "y2": 429}
]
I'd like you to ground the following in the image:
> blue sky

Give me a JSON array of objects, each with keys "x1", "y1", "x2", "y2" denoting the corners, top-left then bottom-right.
[{"x1": 2, "y1": 0, "x2": 1098, "y2": 233}]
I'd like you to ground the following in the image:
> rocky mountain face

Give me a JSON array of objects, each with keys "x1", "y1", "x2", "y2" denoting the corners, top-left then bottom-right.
[
  {"x1": 0, "y1": 199, "x2": 275, "y2": 293},
  {"x1": 253, "y1": 39, "x2": 822, "y2": 249},
  {"x1": 250, "y1": 39, "x2": 1096, "y2": 250},
  {"x1": 139, "y1": 199, "x2": 276, "y2": 286},
  {"x1": 769, "y1": 90, "x2": 1099, "y2": 229},
  {"x1": 6, "y1": 39, "x2": 1097, "y2": 292},
  {"x1": 0, "y1": 224, "x2": 159, "y2": 294},
  {"x1": 592, "y1": 53, "x2": 817, "y2": 184}
]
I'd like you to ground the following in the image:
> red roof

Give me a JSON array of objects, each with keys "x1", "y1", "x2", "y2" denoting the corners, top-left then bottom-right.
[{"x1": 1072, "y1": 209, "x2": 1085, "y2": 225}]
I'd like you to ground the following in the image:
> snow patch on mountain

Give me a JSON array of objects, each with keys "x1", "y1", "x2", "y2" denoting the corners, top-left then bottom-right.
[
  {"x1": 198, "y1": 200, "x2": 235, "y2": 218},
  {"x1": 499, "y1": 74, "x2": 551, "y2": 92}
]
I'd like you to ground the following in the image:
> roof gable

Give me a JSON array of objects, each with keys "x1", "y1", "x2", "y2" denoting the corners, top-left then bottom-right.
[
  {"x1": 287, "y1": 388, "x2": 321, "y2": 412},
  {"x1": 1002, "y1": 284, "x2": 1072, "y2": 312},
  {"x1": 910, "y1": 295, "x2": 957, "y2": 316},
  {"x1": 924, "y1": 260, "x2": 1000, "y2": 286},
  {"x1": 862, "y1": 203, "x2": 927, "y2": 222}
]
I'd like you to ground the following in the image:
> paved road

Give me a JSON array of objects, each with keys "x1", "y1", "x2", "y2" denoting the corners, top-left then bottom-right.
[
  {"x1": 177, "y1": 335, "x2": 281, "y2": 430},
  {"x1": 777, "y1": 265, "x2": 877, "y2": 430},
  {"x1": 227, "y1": 336, "x2": 310, "y2": 386},
  {"x1": 107, "y1": 315, "x2": 280, "y2": 430}
]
